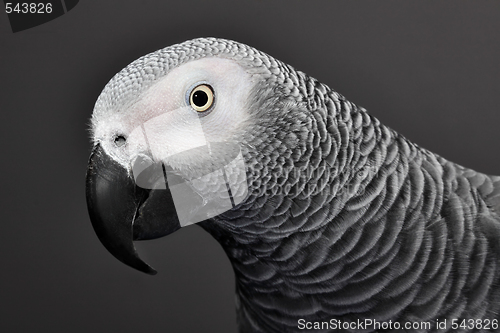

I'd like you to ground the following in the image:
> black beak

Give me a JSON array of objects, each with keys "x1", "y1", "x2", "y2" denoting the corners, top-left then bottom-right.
[{"x1": 85, "y1": 144, "x2": 181, "y2": 275}]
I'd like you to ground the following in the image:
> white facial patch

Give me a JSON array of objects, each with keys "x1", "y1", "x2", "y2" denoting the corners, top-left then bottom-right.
[
  {"x1": 95, "y1": 57, "x2": 256, "y2": 226},
  {"x1": 128, "y1": 106, "x2": 208, "y2": 162}
]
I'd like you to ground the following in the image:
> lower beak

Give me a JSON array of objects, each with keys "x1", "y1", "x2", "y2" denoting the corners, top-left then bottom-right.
[{"x1": 85, "y1": 144, "x2": 180, "y2": 275}]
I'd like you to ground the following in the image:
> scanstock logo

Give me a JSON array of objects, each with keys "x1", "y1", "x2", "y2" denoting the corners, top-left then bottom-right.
[{"x1": 3, "y1": 1, "x2": 79, "y2": 32}]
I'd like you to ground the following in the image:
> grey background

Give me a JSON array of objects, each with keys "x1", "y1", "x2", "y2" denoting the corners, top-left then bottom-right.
[{"x1": 1, "y1": 1, "x2": 499, "y2": 332}]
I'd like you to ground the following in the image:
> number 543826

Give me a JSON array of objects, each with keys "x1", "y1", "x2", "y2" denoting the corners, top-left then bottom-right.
[{"x1": 5, "y1": 3, "x2": 53, "y2": 14}]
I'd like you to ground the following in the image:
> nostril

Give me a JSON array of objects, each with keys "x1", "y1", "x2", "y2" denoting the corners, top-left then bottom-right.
[{"x1": 114, "y1": 135, "x2": 127, "y2": 147}]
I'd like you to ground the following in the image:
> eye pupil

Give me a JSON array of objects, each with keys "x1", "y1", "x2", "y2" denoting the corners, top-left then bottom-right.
[{"x1": 192, "y1": 90, "x2": 208, "y2": 107}]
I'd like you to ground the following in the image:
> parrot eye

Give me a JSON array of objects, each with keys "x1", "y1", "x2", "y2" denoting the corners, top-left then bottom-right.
[
  {"x1": 189, "y1": 84, "x2": 214, "y2": 113},
  {"x1": 114, "y1": 135, "x2": 127, "y2": 147}
]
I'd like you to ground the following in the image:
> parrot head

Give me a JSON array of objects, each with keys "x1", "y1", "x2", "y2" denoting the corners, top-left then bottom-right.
[{"x1": 86, "y1": 38, "x2": 306, "y2": 274}]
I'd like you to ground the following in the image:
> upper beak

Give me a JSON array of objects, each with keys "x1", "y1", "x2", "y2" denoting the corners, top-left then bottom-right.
[{"x1": 85, "y1": 144, "x2": 181, "y2": 275}]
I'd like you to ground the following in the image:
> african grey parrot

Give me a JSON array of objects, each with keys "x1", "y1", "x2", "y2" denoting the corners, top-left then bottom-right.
[{"x1": 86, "y1": 38, "x2": 500, "y2": 332}]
